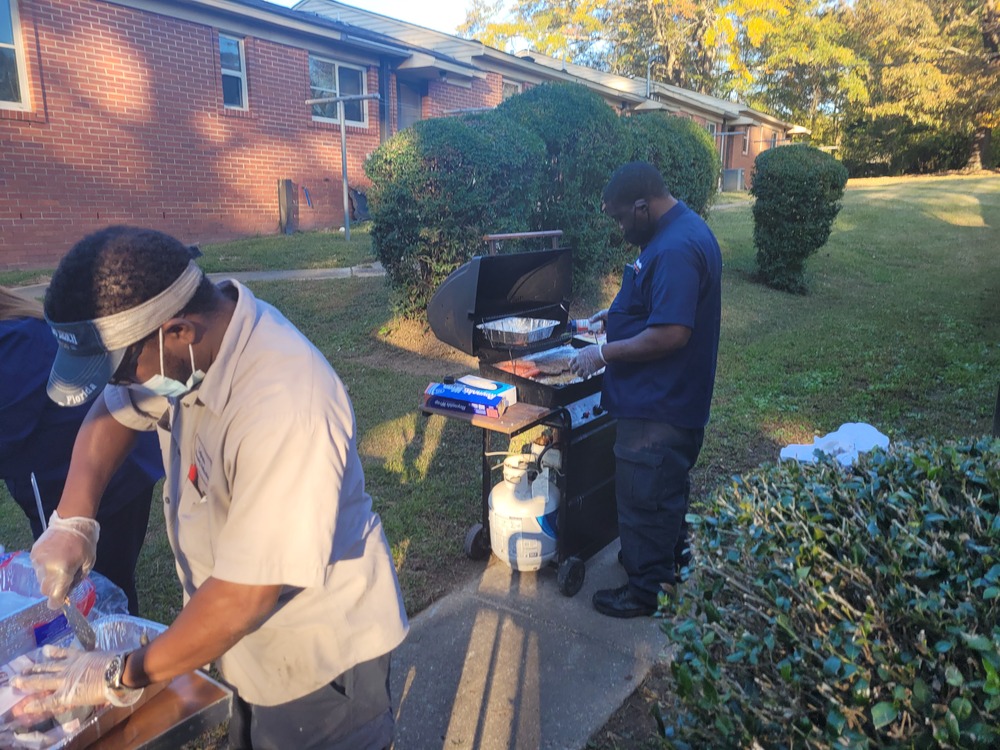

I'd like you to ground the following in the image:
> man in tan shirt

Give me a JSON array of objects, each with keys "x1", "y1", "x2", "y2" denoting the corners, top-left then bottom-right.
[{"x1": 17, "y1": 226, "x2": 408, "y2": 749}]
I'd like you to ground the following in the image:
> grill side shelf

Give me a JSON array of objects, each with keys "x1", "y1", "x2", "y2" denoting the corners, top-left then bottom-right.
[{"x1": 420, "y1": 401, "x2": 553, "y2": 435}]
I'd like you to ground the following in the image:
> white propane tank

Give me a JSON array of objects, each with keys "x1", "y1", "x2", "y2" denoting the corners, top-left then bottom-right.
[{"x1": 488, "y1": 444, "x2": 561, "y2": 571}]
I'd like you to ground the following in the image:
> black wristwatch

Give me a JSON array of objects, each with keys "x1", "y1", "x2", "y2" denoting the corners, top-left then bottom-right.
[{"x1": 105, "y1": 652, "x2": 129, "y2": 692}]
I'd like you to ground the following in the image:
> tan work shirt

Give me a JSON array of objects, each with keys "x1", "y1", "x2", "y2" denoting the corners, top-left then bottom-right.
[{"x1": 104, "y1": 281, "x2": 408, "y2": 705}]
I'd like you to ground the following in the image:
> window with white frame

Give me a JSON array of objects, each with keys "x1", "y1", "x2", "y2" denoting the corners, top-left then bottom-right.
[
  {"x1": 771, "y1": 131, "x2": 778, "y2": 148},
  {"x1": 742, "y1": 127, "x2": 750, "y2": 155},
  {"x1": 1, "y1": 0, "x2": 28, "y2": 108},
  {"x1": 705, "y1": 122, "x2": 717, "y2": 137},
  {"x1": 309, "y1": 56, "x2": 367, "y2": 126},
  {"x1": 501, "y1": 79, "x2": 521, "y2": 100},
  {"x1": 219, "y1": 34, "x2": 247, "y2": 109}
]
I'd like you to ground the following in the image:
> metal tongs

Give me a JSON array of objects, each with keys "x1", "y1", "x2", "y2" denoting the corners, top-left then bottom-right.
[{"x1": 30, "y1": 473, "x2": 98, "y2": 651}]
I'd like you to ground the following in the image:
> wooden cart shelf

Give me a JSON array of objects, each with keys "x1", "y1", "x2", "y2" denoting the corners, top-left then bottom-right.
[{"x1": 421, "y1": 401, "x2": 554, "y2": 435}]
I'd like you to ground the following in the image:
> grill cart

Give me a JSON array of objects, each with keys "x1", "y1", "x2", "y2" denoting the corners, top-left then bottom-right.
[{"x1": 423, "y1": 234, "x2": 618, "y2": 596}]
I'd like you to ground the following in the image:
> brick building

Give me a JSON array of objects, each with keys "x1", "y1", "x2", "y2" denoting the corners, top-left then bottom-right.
[{"x1": 1, "y1": 0, "x2": 802, "y2": 269}]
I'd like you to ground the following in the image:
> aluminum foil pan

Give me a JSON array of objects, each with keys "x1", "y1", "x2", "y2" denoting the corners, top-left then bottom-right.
[
  {"x1": 477, "y1": 317, "x2": 559, "y2": 347},
  {"x1": 0, "y1": 615, "x2": 168, "y2": 749}
]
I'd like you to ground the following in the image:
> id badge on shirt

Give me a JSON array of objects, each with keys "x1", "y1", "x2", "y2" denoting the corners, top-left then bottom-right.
[{"x1": 189, "y1": 435, "x2": 211, "y2": 501}]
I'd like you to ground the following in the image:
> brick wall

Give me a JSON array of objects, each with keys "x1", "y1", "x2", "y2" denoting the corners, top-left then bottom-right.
[
  {"x1": 0, "y1": 0, "x2": 392, "y2": 269},
  {"x1": 424, "y1": 72, "x2": 502, "y2": 118},
  {"x1": 729, "y1": 127, "x2": 756, "y2": 176}
]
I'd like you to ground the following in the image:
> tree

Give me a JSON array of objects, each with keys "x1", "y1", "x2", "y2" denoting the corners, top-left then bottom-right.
[
  {"x1": 461, "y1": 0, "x2": 790, "y2": 95},
  {"x1": 459, "y1": 0, "x2": 998, "y2": 169},
  {"x1": 845, "y1": 0, "x2": 952, "y2": 124},
  {"x1": 743, "y1": 0, "x2": 866, "y2": 145},
  {"x1": 932, "y1": 0, "x2": 1000, "y2": 169},
  {"x1": 576, "y1": 0, "x2": 791, "y2": 96},
  {"x1": 458, "y1": 0, "x2": 610, "y2": 64},
  {"x1": 458, "y1": 0, "x2": 508, "y2": 42},
  {"x1": 842, "y1": 0, "x2": 1000, "y2": 170}
]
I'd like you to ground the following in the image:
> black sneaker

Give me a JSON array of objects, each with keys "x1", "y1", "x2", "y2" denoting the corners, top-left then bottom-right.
[{"x1": 592, "y1": 585, "x2": 657, "y2": 618}]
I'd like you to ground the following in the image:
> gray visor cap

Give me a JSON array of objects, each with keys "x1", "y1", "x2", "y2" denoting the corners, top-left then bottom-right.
[{"x1": 45, "y1": 261, "x2": 203, "y2": 407}]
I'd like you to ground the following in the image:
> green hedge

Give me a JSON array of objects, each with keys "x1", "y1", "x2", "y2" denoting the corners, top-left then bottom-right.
[
  {"x1": 495, "y1": 83, "x2": 631, "y2": 294},
  {"x1": 364, "y1": 84, "x2": 725, "y2": 316},
  {"x1": 750, "y1": 144, "x2": 848, "y2": 294},
  {"x1": 658, "y1": 436, "x2": 1000, "y2": 749},
  {"x1": 841, "y1": 116, "x2": 972, "y2": 177},
  {"x1": 625, "y1": 113, "x2": 721, "y2": 218},
  {"x1": 364, "y1": 113, "x2": 545, "y2": 317}
]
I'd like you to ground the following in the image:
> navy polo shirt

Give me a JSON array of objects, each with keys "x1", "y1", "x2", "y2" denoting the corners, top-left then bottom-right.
[
  {"x1": 0, "y1": 316, "x2": 163, "y2": 519},
  {"x1": 601, "y1": 201, "x2": 722, "y2": 428}
]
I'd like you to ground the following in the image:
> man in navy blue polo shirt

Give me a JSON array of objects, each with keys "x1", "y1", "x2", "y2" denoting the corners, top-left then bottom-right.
[{"x1": 570, "y1": 162, "x2": 722, "y2": 618}]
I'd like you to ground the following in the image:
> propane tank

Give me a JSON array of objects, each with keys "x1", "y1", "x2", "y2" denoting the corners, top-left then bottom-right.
[{"x1": 488, "y1": 442, "x2": 561, "y2": 571}]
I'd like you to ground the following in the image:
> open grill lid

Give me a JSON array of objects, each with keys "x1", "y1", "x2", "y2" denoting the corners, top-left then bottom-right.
[{"x1": 427, "y1": 248, "x2": 573, "y2": 356}]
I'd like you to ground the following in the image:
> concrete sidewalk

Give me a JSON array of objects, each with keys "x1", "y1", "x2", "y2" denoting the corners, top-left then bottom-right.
[
  {"x1": 9, "y1": 262, "x2": 386, "y2": 301},
  {"x1": 391, "y1": 542, "x2": 667, "y2": 750}
]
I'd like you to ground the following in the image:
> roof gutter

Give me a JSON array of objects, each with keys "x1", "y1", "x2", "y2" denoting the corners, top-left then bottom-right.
[
  {"x1": 473, "y1": 46, "x2": 645, "y2": 102},
  {"x1": 113, "y1": 0, "x2": 413, "y2": 58}
]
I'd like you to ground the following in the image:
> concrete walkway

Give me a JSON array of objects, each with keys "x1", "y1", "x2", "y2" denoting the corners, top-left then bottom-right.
[
  {"x1": 9, "y1": 262, "x2": 387, "y2": 301},
  {"x1": 12, "y1": 261, "x2": 668, "y2": 749},
  {"x1": 392, "y1": 542, "x2": 667, "y2": 750}
]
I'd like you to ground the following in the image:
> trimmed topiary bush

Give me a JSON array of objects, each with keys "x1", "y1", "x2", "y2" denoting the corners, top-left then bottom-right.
[
  {"x1": 364, "y1": 112, "x2": 545, "y2": 317},
  {"x1": 658, "y1": 436, "x2": 1000, "y2": 749},
  {"x1": 495, "y1": 82, "x2": 631, "y2": 294},
  {"x1": 750, "y1": 144, "x2": 848, "y2": 294},
  {"x1": 625, "y1": 113, "x2": 721, "y2": 218}
]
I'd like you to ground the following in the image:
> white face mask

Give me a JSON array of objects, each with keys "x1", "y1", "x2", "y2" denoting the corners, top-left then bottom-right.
[{"x1": 141, "y1": 327, "x2": 205, "y2": 398}]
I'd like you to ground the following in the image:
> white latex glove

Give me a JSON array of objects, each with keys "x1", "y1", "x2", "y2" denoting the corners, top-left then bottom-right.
[
  {"x1": 570, "y1": 344, "x2": 606, "y2": 378},
  {"x1": 30, "y1": 512, "x2": 100, "y2": 610},
  {"x1": 588, "y1": 309, "x2": 609, "y2": 332},
  {"x1": 11, "y1": 646, "x2": 142, "y2": 715}
]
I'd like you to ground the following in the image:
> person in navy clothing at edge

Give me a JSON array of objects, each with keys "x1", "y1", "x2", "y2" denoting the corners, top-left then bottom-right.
[
  {"x1": 570, "y1": 162, "x2": 723, "y2": 618},
  {"x1": 0, "y1": 287, "x2": 163, "y2": 615}
]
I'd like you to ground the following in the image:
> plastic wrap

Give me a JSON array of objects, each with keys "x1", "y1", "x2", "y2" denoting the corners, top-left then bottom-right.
[
  {"x1": 0, "y1": 555, "x2": 95, "y2": 667},
  {"x1": 81, "y1": 575, "x2": 128, "y2": 623},
  {"x1": 81, "y1": 615, "x2": 165, "y2": 652}
]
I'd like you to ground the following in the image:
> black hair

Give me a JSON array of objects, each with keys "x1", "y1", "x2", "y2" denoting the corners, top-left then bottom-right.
[
  {"x1": 45, "y1": 226, "x2": 216, "y2": 323},
  {"x1": 602, "y1": 162, "x2": 670, "y2": 208}
]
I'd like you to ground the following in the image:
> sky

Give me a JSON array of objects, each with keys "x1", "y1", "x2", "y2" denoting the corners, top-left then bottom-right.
[{"x1": 266, "y1": 0, "x2": 473, "y2": 35}]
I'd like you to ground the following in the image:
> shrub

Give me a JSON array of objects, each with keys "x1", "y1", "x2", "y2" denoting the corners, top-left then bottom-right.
[
  {"x1": 659, "y1": 436, "x2": 1000, "y2": 749},
  {"x1": 750, "y1": 144, "x2": 848, "y2": 294},
  {"x1": 625, "y1": 113, "x2": 721, "y2": 218},
  {"x1": 895, "y1": 129, "x2": 971, "y2": 175},
  {"x1": 495, "y1": 83, "x2": 631, "y2": 294},
  {"x1": 841, "y1": 116, "x2": 973, "y2": 178},
  {"x1": 364, "y1": 113, "x2": 545, "y2": 317}
]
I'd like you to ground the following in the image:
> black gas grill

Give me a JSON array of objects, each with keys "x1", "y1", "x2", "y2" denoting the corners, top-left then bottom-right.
[{"x1": 426, "y1": 240, "x2": 618, "y2": 596}]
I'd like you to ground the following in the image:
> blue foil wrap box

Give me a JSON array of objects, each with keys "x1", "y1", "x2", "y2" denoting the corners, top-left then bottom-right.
[{"x1": 424, "y1": 379, "x2": 517, "y2": 418}]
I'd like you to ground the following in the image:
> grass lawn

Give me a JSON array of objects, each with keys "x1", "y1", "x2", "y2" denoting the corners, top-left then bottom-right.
[
  {"x1": 3, "y1": 172, "x2": 998, "y2": 617},
  {"x1": 0, "y1": 224, "x2": 378, "y2": 288},
  {"x1": 194, "y1": 223, "x2": 377, "y2": 273},
  {"x1": 0, "y1": 174, "x2": 997, "y2": 744}
]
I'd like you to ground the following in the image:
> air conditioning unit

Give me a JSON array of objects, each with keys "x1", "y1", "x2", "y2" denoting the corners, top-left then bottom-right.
[{"x1": 722, "y1": 168, "x2": 745, "y2": 192}]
